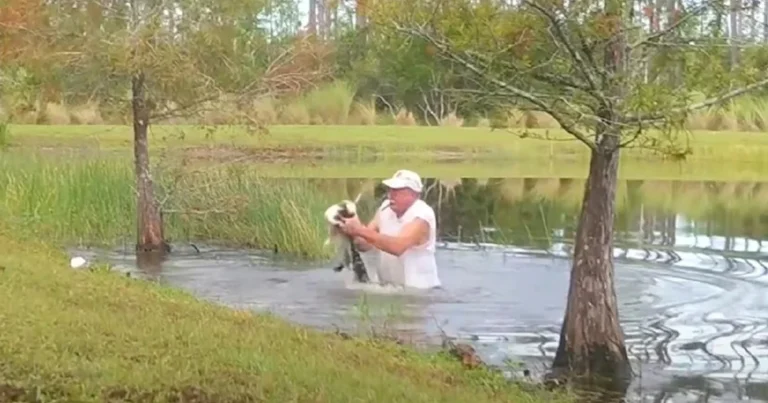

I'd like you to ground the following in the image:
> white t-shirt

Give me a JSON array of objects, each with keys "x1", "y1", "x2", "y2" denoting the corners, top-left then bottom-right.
[{"x1": 369, "y1": 199, "x2": 441, "y2": 289}]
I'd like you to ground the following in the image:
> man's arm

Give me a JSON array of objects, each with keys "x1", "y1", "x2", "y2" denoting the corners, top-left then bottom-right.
[
  {"x1": 353, "y1": 218, "x2": 429, "y2": 257},
  {"x1": 353, "y1": 213, "x2": 380, "y2": 252}
]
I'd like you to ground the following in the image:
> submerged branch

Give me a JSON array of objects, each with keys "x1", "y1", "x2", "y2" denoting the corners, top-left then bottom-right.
[{"x1": 395, "y1": 24, "x2": 597, "y2": 151}]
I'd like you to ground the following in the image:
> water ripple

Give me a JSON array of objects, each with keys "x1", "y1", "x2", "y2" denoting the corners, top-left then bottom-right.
[{"x1": 72, "y1": 234, "x2": 768, "y2": 402}]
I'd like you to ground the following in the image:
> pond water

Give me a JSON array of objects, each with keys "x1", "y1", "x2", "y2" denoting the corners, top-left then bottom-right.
[{"x1": 72, "y1": 177, "x2": 768, "y2": 403}]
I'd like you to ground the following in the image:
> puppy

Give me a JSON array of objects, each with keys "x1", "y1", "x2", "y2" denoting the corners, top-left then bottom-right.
[{"x1": 323, "y1": 197, "x2": 370, "y2": 283}]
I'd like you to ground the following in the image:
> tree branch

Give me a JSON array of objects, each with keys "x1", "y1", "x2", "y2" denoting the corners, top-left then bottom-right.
[
  {"x1": 396, "y1": 24, "x2": 597, "y2": 151},
  {"x1": 629, "y1": 3, "x2": 710, "y2": 50},
  {"x1": 531, "y1": 71, "x2": 592, "y2": 92},
  {"x1": 571, "y1": 26, "x2": 607, "y2": 85},
  {"x1": 522, "y1": 0, "x2": 605, "y2": 104},
  {"x1": 617, "y1": 123, "x2": 644, "y2": 149},
  {"x1": 624, "y1": 76, "x2": 768, "y2": 123},
  {"x1": 464, "y1": 48, "x2": 596, "y2": 97}
]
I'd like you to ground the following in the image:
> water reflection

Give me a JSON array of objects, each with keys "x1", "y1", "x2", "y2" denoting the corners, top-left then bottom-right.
[
  {"x1": 410, "y1": 178, "x2": 768, "y2": 251},
  {"x1": 314, "y1": 177, "x2": 768, "y2": 254},
  {"x1": 73, "y1": 177, "x2": 768, "y2": 403},
  {"x1": 136, "y1": 250, "x2": 168, "y2": 280}
]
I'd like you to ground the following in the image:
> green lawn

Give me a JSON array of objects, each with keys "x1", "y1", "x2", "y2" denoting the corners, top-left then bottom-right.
[
  {"x1": 0, "y1": 229, "x2": 571, "y2": 403},
  {"x1": 206, "y1": 158, "x2": 768, "y2": 182},
  {"x1": 8, "y1": 124, "x2": 768, "y2": 162}
]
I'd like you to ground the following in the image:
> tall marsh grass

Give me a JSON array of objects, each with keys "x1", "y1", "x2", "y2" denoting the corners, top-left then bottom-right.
[
  {"x1": 0, "y1": 157, "x2": 134, "y2": 244},
  {"x1": 9, "y1": 80, "x2": 768, "y2": 131},
  {"x1": 684, "y1": 93, "x2": 768, "y2": 131},
  {"x1": 0, "y1": 155, "x2": 350, "y2": 259},
  {"x1": 161, "y1": 164, "x2": 343, "y2": 258}
]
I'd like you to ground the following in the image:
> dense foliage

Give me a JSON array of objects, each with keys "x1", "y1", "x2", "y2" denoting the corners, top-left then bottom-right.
[{"x1": 2, "y1": 0, "x2": 768, "y2": 129}]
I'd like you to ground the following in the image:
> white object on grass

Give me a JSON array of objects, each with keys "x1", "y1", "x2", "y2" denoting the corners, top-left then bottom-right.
[{"x1": 70, "y1": 256, "x2": 87, "y2": 269}]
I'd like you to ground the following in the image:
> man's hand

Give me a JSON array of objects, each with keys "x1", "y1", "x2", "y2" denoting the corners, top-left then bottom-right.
[
  {"x1": 340, "y1": 218, "x2": 374, "y2": 251},
  {"x1": 340, "y1": 213, "x2": 380, "y2": 252},
  {"x1": 341, "y1": 215, "x2": 429, "y2": 257},
  {"x1": 339, "y1": 215, "x2": 365, "y2": 237}
]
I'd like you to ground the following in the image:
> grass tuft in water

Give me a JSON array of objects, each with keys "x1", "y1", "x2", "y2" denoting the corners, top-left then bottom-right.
[
  {"x1": 0, "y1": 155, "x2": 351, "y2": 259},
  {"x1": 0, "y1": 230, "x2": 572, "y2": 403}
]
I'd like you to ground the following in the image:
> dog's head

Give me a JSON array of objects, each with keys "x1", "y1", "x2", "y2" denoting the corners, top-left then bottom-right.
[{"x1": 324, "y1": 200, "x2": 357, "y2": 227}]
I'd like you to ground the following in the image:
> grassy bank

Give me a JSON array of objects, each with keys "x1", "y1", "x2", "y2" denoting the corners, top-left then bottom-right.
[
  {"x1": 7, "y1": 124, "x2": 768, "y2": 163},
  {"x1": 0, "y1": 229, "x2": 570, "y2": 402}
]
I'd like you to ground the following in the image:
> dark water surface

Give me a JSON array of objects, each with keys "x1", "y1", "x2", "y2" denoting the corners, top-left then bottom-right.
[{"x1": 72, "y1": 177, "x2": 768, "y2": 402}]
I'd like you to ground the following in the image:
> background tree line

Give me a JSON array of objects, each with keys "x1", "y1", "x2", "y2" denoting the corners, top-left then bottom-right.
[{"x1": 3, "y1": 0, "x2": 768, "y2": 130}]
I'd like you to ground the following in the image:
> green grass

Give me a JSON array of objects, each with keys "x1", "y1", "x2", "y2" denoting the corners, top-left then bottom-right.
[
  {"x1": 8, "y1": 124, "x2": 768, "y2": 163},
  {"x1": 0, "y1": 154, "x2": 361, "y2": 259},
  {"x1": 0, "y1": 230, "x2": 571, "y2": 402},
  {"x1": 3, "y1": 152, "x2": 768, "y2": 257}
]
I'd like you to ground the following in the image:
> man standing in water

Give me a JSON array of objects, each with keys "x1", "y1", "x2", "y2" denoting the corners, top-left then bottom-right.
[{"x1": 338, "y1": 169, "x2": 441, "y2": 290}]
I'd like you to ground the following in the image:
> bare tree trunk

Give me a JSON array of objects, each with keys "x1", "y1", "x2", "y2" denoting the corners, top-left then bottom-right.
[
  {"x1": 308, "y1": 0, "x2": 317, "y2": 35},
  {"x1": 665, "y1": 0, "x2": 682, "y2": 86},
  {"x1": 132, "y1": 71, "x2": 168, "y2": 254},
  {"x1": 666, "y1": 213, "x2": 676, "y2": 246},
  {"x1": 552, "y1": 0, "x2": 631, "y2": 382},
  {"x1": 356, "y1": 0, "x2": 367, "y2": 30},
  {"x1": 324, "y1": 0, "x2": 332, "y2": 39},
  {"x1": 714, "y1": 0, "x2": 724, "y2": 36},
  {"x1": 730, "y1": 0, "x2": 740, "y2": 69},
  {"x1": 551, "y1": 139, "x2": 631, "y2": 381},
  {"x1": 749, "y1": 0, "x2": 757, "y2": 40},
  {"x1": 317, "y1": 0, "x2": 326, "y2": 39},
  {"x1": 763, "y1": 0, "x2": 768, "y2": 42},
  {"x1": 332, "y1": 0, "x2": 339, "y2": 37}
]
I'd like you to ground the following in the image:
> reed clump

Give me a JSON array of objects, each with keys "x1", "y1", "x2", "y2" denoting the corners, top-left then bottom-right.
[
  {"x1": 162, "y1": 163, "x2": 343, "y2": 258},
  {"x1": 0, "y1": 155, "x2": 352, "y2": 259}
]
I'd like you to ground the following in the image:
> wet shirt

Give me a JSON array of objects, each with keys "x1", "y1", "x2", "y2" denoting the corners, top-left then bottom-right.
[{"x1": 374, "y1": 199, "x2": 441, "y2": 289}]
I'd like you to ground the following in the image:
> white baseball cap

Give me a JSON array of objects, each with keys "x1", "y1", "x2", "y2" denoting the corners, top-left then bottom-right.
[{"x1": 382, "y1": 169, "x2": 423, "y2": 193}]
